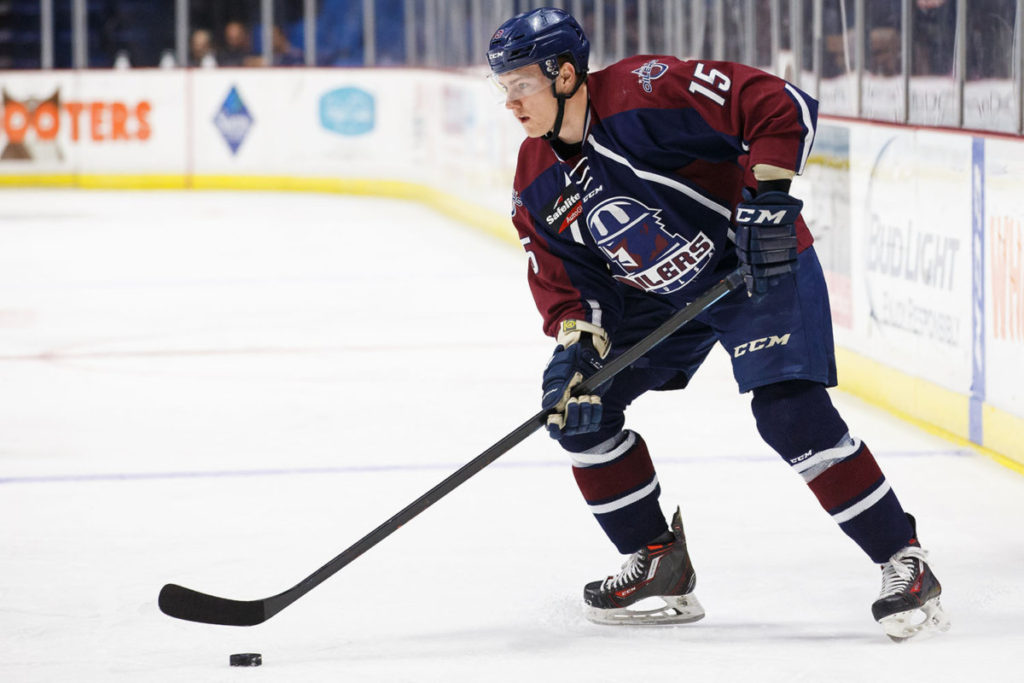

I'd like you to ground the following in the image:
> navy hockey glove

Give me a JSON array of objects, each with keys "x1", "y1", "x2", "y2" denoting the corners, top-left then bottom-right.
[
  {"x1": 733, "y1": 189, "x2": 802, "y2": 298},
  {"x1": 541, "y1": 321, "x2": 610, "y2": 439}
]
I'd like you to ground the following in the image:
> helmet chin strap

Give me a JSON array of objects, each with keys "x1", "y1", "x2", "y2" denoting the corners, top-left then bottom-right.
[{"x1": 542, "y1": 74, "x2": 587, "y2": 141}]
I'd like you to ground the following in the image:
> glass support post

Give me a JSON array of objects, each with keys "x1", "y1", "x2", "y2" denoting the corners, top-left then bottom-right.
[
  {"x1": 744, "y1": 0, "x2": 756, "y2": 65},
  {"x1": 261, "y1": 0, "x2": 274, "y2": 66},
  {"x1": 425, "y1": 0, "x2": 438, "y2": 67},
  {"x1": 306, "y1": 0, "x2": 318, "y2": 66},
  {"x1": 72, "y1": 0, "x2": 87, "y2": 69},
  {"x1": 713, "y1": 0, "x2": 724, "y2": 61},
  {"x1": 639, "y1": 0, "x2": 649, "y2": 54},
  {"x1": 41, "y1": 0, "x2": 54, "y2": 69},
  {"x1": 616, "y1": 0, "x2": 626, "y2": 62},
  {"x1": 954, "y1": 0, "x2": 966, "y2": 128},
  {"x1": 471, "y1": 0, "x2": 483, "y2": 62},
  {"x1": 791, "y1": 0, "x2": 803, "y2": 87},
  {"x1": 1018, "y1": 0, "x2": 1024, "y2": 133},
  {"x1": 813, "y1": 0, "x2": 823, "y2": 96},
  {"x1": 901, "y1": 0, "x2": 911, "y2": 122},
  {"x1": 363, "y1": 0, "x2": 376, "y2": 66},
  {"x1": 854, "y1": 0, "x2": 864, "y2": 117},
  {"x1": 175, "y1": 0, "x2": 187, "y2": 67},
  {"x1": 770, "y1": 0, "x2": 781, "y2": 76}
]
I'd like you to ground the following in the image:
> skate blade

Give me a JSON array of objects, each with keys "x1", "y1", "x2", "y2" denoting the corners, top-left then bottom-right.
[
  {"x1": 584, "y1": 593, "x2": 705, "y2": 626},
  {"x1": 879, "y1": 597, "x2": 951, "y2": 642}
]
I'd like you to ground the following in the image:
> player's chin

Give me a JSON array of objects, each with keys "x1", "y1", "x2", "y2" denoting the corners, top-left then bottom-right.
[{"x1": 521, "y1": 119, "x2": 547, "y2": 138}]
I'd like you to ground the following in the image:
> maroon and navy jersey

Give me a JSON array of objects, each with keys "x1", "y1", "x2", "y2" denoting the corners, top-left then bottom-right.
[{"x1": 511, "y1": 56, "x2": 818, "y2": 338}]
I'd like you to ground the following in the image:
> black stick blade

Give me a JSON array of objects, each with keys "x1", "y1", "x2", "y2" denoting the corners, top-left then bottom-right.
[{"x1": 159, "y1": 583, "x2": 267, "y2": 626}]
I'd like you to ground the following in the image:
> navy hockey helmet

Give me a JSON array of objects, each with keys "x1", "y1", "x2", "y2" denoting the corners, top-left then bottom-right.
[{"x1": 487, "y1": 7, "x2": 590, "y2": 79}]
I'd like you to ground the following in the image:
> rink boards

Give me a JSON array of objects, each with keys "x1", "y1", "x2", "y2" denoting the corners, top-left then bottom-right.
[{"x1": 0, "y1": 66, "x2": 1021, "y2": 470}]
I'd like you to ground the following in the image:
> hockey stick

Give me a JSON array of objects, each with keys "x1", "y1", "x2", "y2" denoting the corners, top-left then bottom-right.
[{"x1": 158, "y1": 268, "x2": 745, "y2": 626}]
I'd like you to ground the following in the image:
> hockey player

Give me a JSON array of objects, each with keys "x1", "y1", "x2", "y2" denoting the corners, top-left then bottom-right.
[{"x1": 487, "y1": 7, "x2": 949, "y2": 640}]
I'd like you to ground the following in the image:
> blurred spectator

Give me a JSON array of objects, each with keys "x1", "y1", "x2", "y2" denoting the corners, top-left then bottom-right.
[
  {"x1": 316, "y1": 0, "x2": 406, "y2": 66},
  {"x1": 912, "y1": 0, "x2": 955, "y2": 76},
  {"x1": 272, "y1": 25, "x2": 304, "y2": 66},
  {"x1": 218, "y1": 20, "x2": 260, "y2": 66},
  {"x1": 316, "y1": 0, "x2": 364, "y2": 65},
  {"x1": 98, "y1": 0, "x2": 175, "y2": 68},
  {"x1": 966, "y1": 0, "x2": 1015, "y2": 79},
  {"x1": 822, "y1": 0, "x2": 855, "y2": 78},
  {"x1": 113, "y1": 50, "x2": 132, "y2": 69},
  {"x1": 865, "y1": 0, "x2": 901, "y2": 76},
  {"x1": 189, "y1": 28, "x2": 218, "y2": 67}
]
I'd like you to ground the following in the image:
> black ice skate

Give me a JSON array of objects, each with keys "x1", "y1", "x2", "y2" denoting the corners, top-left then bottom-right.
[
  {"x1": 583, "y1": 507, "x2": 704, "y2": 625},
  {"x1": 871, "y1": 516, "x2": 950, "y2": 641}
]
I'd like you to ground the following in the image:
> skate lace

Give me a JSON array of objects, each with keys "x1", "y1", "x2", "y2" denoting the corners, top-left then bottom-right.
[
  {"x1": 878, "y1": 546, "x2": 927, "y2": 598},
  {"x1": 603, "y1": 551, "x2": 647, "y2": 591}
]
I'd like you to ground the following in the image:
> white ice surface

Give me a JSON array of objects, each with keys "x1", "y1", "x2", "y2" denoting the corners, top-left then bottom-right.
[{"x1": 0, "y1": 189, "x2": 1021, "y2": 682}]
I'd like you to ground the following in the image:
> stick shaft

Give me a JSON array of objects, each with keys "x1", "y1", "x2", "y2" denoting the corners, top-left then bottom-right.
[
  {"x1": 159, "y1": 268, "x2": 744, "y2": 625},
  {"x1": 290, "y1": 269, "x2": 744, "y2": 598}
]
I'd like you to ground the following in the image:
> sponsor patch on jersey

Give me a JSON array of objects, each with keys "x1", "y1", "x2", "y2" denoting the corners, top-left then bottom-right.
[
  {"x1": 586, "y1": 196, "x2": 714, "y2": 294},
  {"x1": 631, "y1": 59, "x2": 670, "y2": 93},
  {"x1": 542, "y1": 189, "x2": 583, "y2": 233}
]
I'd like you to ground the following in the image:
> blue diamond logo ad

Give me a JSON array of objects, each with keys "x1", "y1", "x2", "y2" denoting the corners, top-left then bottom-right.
[{"x1": 214, "y1": 86, "x2": 253, "y2": 155}]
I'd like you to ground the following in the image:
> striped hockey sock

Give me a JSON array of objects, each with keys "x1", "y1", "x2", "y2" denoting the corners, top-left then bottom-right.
[
  {"x1": 792, "y1": 435, "x2": 914, "y2": 563},
  {"x1": 570, "y1": 430, "x2": 668, "y2": 554}
]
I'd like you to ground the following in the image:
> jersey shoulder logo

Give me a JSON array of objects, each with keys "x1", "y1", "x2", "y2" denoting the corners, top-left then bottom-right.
[
  {"x1": 586, "y1": 196, "x2": 714, "y2": 294},
  {"x1": 631, "y1": 59, "x2": 670, "y2": 93},
  {"x1": 511, "y1": 188, "x2": 523, "y2": 217}
]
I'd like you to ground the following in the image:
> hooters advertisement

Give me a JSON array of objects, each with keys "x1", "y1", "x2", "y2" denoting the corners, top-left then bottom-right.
[{"x1": 0, "y1": 71, "x2": 185, "y2": 174}]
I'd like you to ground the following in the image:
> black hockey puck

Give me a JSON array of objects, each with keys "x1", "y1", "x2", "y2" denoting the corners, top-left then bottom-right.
[{"x1": 229, "y1": 653, "x2": 262, "y2": 667}]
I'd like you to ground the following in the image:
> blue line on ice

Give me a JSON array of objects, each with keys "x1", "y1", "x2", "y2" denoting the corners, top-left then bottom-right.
[{"x1": 0, "y1": 448, "x2": 973, "y2": 485}]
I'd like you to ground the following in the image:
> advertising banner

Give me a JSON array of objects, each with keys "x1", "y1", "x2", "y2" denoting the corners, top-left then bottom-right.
[
  {"x1": 983, "y1": 138, "x2": 1024, "y2": 418},
  {"x1": 190, "y1": 69, "x2": 410, "y2": 179},
  {"x1": 0, "y1": 70, "x2": 185, "y2": 175},
  {"x1": 848, "y1": 125, "x2": 973, "y2": 394}
]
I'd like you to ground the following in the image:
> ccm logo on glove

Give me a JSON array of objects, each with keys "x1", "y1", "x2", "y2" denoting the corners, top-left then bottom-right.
[
  {"x1": 732, "y1": 189, "x2": 802, "y2": 299},
  {"x1": 735, "y1": 206, "x2": 792, "y2": 225}
]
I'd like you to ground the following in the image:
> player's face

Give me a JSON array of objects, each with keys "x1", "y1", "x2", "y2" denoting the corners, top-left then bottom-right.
[{"x1": 494, "y1": 65, "x2": 557, "y2": 138}]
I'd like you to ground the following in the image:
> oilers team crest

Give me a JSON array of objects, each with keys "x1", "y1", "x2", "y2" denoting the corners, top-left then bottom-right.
[
  {"x1": 586, "y1": 196, "x2": 714, "y2": 294},
  {"x1": 631, "y1": 59, "x2": 670, "y2": 93}
]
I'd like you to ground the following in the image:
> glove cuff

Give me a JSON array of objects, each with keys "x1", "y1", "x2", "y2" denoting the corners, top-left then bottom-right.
[{"x1": 556, "y1": 319, "x2": 610, "y2": 358}]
